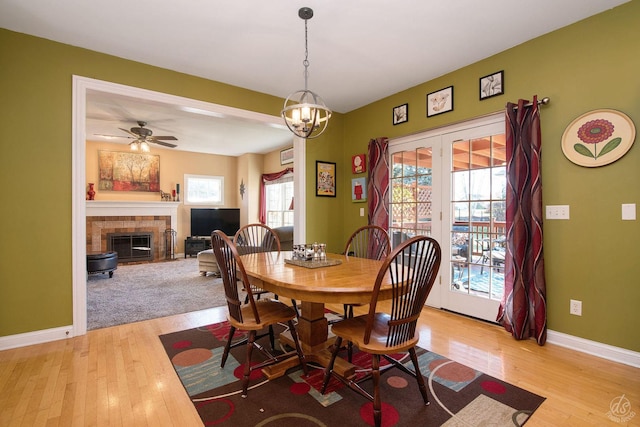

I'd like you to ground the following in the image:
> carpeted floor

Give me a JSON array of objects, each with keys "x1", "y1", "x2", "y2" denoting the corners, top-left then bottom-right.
[
  {"x1": 87, "y1": 257, "x2": 228, "y2": 330},
  {"x1": 159, "y1": 320, "x2": 545, "y2": 426}
]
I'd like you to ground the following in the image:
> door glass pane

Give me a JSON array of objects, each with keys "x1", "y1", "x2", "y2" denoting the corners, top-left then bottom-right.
[
  {"x1": 450, "y1": 133, "x2": 506, "y2": 301},
  {"x1": 390, "y1": 147, "x2": 433, "y2": 247}
]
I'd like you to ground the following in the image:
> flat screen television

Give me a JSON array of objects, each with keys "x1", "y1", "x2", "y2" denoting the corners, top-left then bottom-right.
[{"x1": 190, "y1": 208, "x2": 240, "y2": 238}]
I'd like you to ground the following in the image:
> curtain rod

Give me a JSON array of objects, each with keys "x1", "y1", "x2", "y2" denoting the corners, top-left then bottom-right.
[{"x1": 511, "y1": 97, "x2": 551, "y2": 110}]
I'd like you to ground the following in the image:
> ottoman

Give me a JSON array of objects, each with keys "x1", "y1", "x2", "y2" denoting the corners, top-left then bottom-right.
[
  {"x1": 197, "y1": 249, "x2": 220, "y2": 276},
  {"x1": 87, "y1": 251, "x2": 118, "y2": 278}
]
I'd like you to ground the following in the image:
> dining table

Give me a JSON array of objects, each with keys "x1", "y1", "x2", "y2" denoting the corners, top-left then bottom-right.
[{"x1": 239, "y1": 251, "x2": 393, "y2": 379}]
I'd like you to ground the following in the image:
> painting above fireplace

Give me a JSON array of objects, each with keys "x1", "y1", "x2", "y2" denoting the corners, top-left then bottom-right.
[{"x1": 98, "y1": 150, "x2": 160, "y2": 192}]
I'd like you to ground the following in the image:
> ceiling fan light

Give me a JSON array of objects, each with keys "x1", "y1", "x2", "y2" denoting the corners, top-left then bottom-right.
[
  {"x1": 140, "y1": 141, "x2": 150, "y2": 152},
  {"x1": 129, "y1": 141, "x2": 139, "y2": 151}
]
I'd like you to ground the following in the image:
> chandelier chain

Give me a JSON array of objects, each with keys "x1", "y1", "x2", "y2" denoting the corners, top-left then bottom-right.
[
  {"x1": 281, "y1": 6, "x2": 331, "y2": 139},
  {"x1": 303, "y1": 18, "x2": 309, "y2": 91}
]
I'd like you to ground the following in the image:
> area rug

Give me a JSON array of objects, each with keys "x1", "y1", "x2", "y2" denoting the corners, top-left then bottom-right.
[
  {"x1": 87, "y1": 257, "x2": 228, "y2": 330},
  {"x1": 159, "y1": 320, "x2": 545, "y2": 426}
]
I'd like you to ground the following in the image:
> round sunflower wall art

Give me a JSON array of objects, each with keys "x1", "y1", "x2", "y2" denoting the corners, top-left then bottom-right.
[{"x1": 561, "y1": 109, "x2": 636, "y2": 167}]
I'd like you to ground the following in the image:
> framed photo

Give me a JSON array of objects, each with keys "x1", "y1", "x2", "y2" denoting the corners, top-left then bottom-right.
[
  {"x1": 280, "y1": 147, "x2": 294, "y2": 165},
  {"x1": 351, "y1": 154, "x2": 366, "y2": 174},
  {"x1": 479, "y1": 70, "x2": 504, "y2": 100},
  {"x1": 351, "y1": 177, "x2": 367, "y2": 202},
  {"x1": 393, "y1": 103, "x2": 408, "y2": 125},
  {"x1": 316, "y1": 161, "x2": 336, "y2": 197},
  {"x1": 427, "y1": 86, "x2": 454, "y2": 117}
]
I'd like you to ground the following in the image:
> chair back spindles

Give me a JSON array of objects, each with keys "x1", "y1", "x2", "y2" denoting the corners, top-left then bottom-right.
[
  {"x1": 234, "y1": 224, "x2": 281, "y2": 255},
  {"x1": 344, "y1": 225, "x2": 390, "y2": 261},
  {"x1": 365, "y1": 236, "x2": 441, "y2": 347}
]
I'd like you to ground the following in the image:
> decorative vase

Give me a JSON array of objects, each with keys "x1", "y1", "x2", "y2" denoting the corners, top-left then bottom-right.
[{"x1": 87, "y1": 183, "x2": 96, "y2": 200}]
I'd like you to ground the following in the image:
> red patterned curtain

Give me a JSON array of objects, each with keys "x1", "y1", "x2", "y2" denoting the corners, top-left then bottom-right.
[
  {"x1": 367, "y1": 138, "x2": 389, "y2": 231},
  {"x1": 259, "y1": 167, "x2": 293, "y2": 224},
  {"x1": 497, "y1": 96, "x2": 547, "y2": 345}
]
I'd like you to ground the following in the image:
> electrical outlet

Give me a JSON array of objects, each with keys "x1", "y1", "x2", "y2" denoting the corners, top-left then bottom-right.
[{"x1": 570, "y1": 299, "x2": 582, "y2": 316}]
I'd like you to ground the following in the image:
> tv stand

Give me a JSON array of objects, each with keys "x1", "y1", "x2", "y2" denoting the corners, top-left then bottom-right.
[{"x1": 185, "y1": 236, "x2": 211, "y2": 258}]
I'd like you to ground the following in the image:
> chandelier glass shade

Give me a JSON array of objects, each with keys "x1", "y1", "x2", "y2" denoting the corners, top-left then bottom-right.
[{"x1": 281, "y1": 7, "x2": 331, "y2": 139}]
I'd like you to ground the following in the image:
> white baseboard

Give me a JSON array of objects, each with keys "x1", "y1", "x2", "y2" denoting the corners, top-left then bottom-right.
[
  {"x1": 547, "y1": 329, "x2": 640, "y2": 368},
  {"x1": 0, "y1": 325, "x2": 75, "y2": 351},
  {"x1": 1, "y1": 325, "x2": 638, "y2": 369}
]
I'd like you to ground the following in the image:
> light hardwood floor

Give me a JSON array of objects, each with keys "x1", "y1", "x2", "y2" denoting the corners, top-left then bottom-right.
[{"x1": 1, "y1": 304, "x2": 638, "y2": 426}]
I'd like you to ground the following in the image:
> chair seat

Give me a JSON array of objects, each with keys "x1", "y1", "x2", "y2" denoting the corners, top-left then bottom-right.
[
  {"x1": 331, "y1": 313, "x2": 418, "y2": 355},
  {"x1": 229, "y1": 300, "x2": 297, "y2": 331}
]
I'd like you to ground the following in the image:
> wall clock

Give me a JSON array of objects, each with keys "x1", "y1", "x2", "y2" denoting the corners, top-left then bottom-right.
[
  {"x1": 352, "y1": 154, "x2": 366, "y2": 174},
  {"x1": 561, "y1": 109, "x2": 636, "y2": 167}
]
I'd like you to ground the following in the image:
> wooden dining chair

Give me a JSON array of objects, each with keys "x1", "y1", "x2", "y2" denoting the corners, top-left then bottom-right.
[
  {"x1": 321, "y1": 235, "x2": 441, "y2": 427},
  {"x1": 342, "y1": 225, "x2": 391, "y2": 317},
  {"x1": 234, "y1": 223, "x2": 300, "y2": 317},
  {"x1": 234, "y1": 223, "x2": 280, "y2": 301},
  {"x1": 211, "y1": 231, "x2": 308, "y2": 397}
]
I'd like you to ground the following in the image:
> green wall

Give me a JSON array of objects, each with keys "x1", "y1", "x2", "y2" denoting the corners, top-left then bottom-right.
[
  {"x1": 340, "y1": 2, "x2": 640, "y2": 352},
  {"x1": 1, "y1": 1, "x2": 639, "y2": 353},
  {"x1": 0, "y1": 28, "x2": 340, "y2": 336}
]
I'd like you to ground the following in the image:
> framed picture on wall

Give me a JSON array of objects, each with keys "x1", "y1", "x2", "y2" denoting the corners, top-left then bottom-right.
[
  {"x1": 479, "y1": 70, "x2": 504, "y2": 100},
  {"x1": 98, "y1": 150, "x2": 160, "y2": 192},
  {"x1": 393, "y1": 103, "x2": 408, "y2": 125},
  {"x1": 280, "y1": 147, "x2": 294, "y2": 165},
  {"x1": 426, "y1": 86, "x2": 454, "y2": 117},
  {"x1": 316, "y1": 161, "x2": 336, "y2": 197},
  {"x1": 351, "y1": 177, "x2": 367, "y2": 202}
]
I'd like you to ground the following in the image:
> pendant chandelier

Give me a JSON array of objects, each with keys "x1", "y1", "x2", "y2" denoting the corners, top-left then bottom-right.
[{"x1": 281, "y1": 7, "x2": 332, "y2": 139}]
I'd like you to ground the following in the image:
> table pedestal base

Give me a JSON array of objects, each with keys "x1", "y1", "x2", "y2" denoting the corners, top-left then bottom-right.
[{"x1": 262, "y1": 301, "x2": 356, "y2": 379}]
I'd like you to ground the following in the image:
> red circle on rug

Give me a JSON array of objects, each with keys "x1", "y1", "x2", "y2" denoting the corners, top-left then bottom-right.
[
  {"x1": 290, "y1": 382, "x2": 311, "y2": 395},
  {"x1": 360, "y1": 402, "x2": 399, "y2": 427},
  {"x1": 195, "y1": 397, "x2": 234, "y2": 425},
  {"x1": 171, "y1": 348, "x2": 212, "y2": 367},
  {"x1": 429, "y1": 359, "x2": 476, "y2": 382},
  {"x1": 234, "y1": 362, "x2": 264, "y2": 381},
  {"x1": 387, "y1": 376, "x2": 408, "y2": 388},
  {"x1": 481, "y1": 380, "x2": 506, "y2": 394},
  {"x1": 172, "y1": 340, "x2": 192, "y2": 350}
]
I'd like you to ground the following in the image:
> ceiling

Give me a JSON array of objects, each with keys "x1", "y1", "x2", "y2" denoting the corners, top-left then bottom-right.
[{"x1": 0, "y1": 0, "x2": 628, "y2": 156}]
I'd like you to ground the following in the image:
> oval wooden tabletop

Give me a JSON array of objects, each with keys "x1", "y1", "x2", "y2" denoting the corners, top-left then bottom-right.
[{"x1": 240, "y1": 251, "x2": 392, "y2": 305}]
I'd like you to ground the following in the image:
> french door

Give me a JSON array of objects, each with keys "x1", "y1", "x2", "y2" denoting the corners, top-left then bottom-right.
[{"x1": 389, "y1": 113, "x2": 506, "y2": 322}]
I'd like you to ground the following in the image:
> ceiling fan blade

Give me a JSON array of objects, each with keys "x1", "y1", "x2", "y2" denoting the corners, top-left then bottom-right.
[
  {"x1": 94, "y1": 133, "x2": 134, "y2": 139},
  {"x1": 152, "y1": 135, "x2": 178, "y2": 141},
  {"x1": 151, "y1": 140, "x2": 178, "y2": 148},
  {"x1": 119, "y1": 128, "x2": 139, "y2": 137}
]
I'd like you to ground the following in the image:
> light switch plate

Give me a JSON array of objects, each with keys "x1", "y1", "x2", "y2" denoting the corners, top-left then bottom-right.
[
  {"x1": 359, "y1": 208, "x2": 364, "y2": 217},
  {"x1": 622, "y1": 203, "x2": 636, "y2": 220},
  {"x1": 546, "y1": 205, "x2": 570, "y2": 220}
]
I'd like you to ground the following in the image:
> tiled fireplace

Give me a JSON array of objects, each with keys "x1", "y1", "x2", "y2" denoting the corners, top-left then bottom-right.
[{"x1": 86, "y1": 201, "x2": 180, "y2": 263}]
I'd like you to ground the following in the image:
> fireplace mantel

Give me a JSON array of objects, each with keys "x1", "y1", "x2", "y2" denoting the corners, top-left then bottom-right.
[
  {"x1": 86, "y1": 200, "x2": 180, "y2": 214},
  {"x1": 86, "y1": 201, "x2": 180, "y2": 230}
]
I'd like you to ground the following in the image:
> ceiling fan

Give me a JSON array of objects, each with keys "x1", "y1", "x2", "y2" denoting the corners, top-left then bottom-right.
[
  {"x1": 119, "y1": 121, "x2": 178, "y2": 148},
  {"x1": 96, "y1": 121, "x2": 178, "y2": 149}
]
